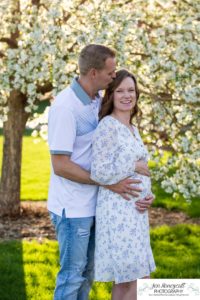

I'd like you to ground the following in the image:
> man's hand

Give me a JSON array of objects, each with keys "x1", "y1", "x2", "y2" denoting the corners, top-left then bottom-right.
[
  {"x1": 135, "y1": 160, "x2": 150, "y2": 177},
  {"x1": 135, "y1": 194, "x2": 155, "y2": 212},
  {"x1": 105, "y1": 178, "x2": 142, "y2": 200}
]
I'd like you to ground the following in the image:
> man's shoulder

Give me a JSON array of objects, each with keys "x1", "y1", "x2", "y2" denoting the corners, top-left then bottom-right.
[
  {"x1": 55, "y1": 86, "x2": 73, "y2": 103},
  {"x1": 51, "y1": 86, "x2": 78, "y2": 109}
]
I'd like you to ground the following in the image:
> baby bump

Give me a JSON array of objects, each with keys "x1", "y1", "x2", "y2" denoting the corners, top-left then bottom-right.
[{"x1": 130, "y1": 173, "x2": 152, "y2": 200}]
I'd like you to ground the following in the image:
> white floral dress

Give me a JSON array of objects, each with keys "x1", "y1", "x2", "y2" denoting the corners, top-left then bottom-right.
[{"x1": 91, "y1": 116, "x2": 156, "y2": 283}]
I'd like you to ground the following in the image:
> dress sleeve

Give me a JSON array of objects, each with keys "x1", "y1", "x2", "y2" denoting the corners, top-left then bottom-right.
[{"x1": 90, "y1": 117, "x2": 135, "y2": 185}]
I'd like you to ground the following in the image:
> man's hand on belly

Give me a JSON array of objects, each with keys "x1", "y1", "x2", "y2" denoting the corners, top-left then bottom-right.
[{"x1": 105, "y1": 177, "x2": 142, "y2": 200}]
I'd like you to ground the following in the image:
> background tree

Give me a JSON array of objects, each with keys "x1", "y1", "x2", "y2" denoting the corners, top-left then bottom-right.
[{"x1": 0, "y1": 0, "x2": 199, "y2": 216}]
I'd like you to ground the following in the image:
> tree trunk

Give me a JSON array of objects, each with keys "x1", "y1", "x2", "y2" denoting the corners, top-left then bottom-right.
[{"x1": 0, "y1": 90, "x2": 29, "y2": 216}]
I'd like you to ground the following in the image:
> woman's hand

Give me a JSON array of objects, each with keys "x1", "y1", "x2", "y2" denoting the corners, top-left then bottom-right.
[
  {"x1": 135, "y1": 194, "x2": 155, "y2": 212},
  {"x1": 135, "y1": 160, "x2": 150, "y2": 177}
]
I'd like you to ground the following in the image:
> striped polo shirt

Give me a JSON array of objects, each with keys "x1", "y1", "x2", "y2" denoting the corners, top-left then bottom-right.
[{"x1": 47, "y1": 77, "x2": 101, "y2": 217}]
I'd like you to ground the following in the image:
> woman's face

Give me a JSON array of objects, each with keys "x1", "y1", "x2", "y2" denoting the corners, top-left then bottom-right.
[{"x1": 113, "y1": 76, "x2": 136, "y2": 113}]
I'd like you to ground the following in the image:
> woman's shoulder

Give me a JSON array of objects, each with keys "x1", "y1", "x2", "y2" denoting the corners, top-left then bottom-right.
[
  {"x1": 95, "y1": 115, "x2": 119, "y2": 136},
  {"x1": 98, "y1": 115, "x2": 119, "y2": 128}
]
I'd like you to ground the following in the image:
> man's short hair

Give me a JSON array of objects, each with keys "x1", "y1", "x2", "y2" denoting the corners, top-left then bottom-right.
[{"x1": 78, "y1": 44, "x2": 116, "y2": 75}]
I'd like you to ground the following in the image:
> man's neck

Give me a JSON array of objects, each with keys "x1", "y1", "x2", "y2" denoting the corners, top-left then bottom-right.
[{"x1": 78, "y1": 76, "x2": 97, "y2": 99}]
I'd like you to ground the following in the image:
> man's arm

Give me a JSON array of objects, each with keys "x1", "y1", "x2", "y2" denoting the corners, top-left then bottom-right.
[
  {"x1": 52, "y1": 155, "x2": 154, "y2": 209},
  {"x1": 51, "y1": 155, "x2": 147, "y2": 199},
  {"x1": 51, "y1": 154, "x2": 142, "y2": 187},
  {"x1": 51, "y1": 154, "x2": 94, "y2": 184}
]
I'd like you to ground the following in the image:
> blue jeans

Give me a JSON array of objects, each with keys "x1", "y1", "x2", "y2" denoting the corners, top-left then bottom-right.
[{"x1": 49, "y1": 210, "x2": 95, "y2": 300}]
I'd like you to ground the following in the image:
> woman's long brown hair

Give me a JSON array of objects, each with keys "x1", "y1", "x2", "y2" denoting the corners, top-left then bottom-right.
[{"x1": 99, "y1": 69, "x2": 140, "y2": 124}]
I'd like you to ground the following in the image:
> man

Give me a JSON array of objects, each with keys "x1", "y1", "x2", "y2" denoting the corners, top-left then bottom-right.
[{"x1": 48, "y1": 44, "x2": 154, "y2": 300}]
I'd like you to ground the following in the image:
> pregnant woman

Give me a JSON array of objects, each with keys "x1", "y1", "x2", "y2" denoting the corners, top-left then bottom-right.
[{"x1": 91, "y1": 69, "x2": 156, "y2": 300}]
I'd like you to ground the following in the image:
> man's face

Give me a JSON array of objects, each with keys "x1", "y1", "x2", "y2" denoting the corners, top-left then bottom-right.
[{"x1": 94, "y1": 57, "x2": 116, "y2": 90}]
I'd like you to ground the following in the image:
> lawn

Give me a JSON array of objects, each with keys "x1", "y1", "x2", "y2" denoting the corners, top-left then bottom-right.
[
  {"x1": 0, "y1": 224, "x2": 200, "y2": 300},
  {"x1": 0, "y1": 136, "x2": 50, "y2": 201},
  {"x1": 0, "y1": 136, "x2": 200, "y2": 299}
]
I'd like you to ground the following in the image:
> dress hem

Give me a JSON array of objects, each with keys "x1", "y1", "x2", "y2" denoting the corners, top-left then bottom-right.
[{"x1": 94, "y1": 266, "x2": 156, "y2": 284}]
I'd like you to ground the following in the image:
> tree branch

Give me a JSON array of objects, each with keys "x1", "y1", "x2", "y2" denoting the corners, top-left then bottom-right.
[
  {"x1": 0, "y1": 38, "x2": 18, "y2": 48},
  {"x1": 141, "y1": 89, "x2": 173, "y2": 102},
  {"x1": 32, "y1": 0, "x2": 40, "y2": 7},
  {"x1": 130, "y1": 52, "x2": 150, "y2": 59},
  {"x1": 63, "y1": 0, "x2": 88, "y2": 23},
  {"x1": 10, "y1": 0, "x2": 20, "y2": 45},
  {"x1": 37, "y1": 82, "x2": 53, "y2": 94},
  {"x1": 0, "y1": 50, "x2": 6, "y2": 58},
  {"x1": 62, "y1": 41, "x2": 78, "y2": 60}
]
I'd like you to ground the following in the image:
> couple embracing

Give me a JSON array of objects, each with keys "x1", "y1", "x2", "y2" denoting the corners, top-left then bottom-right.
[{"x1": 48, "y1": 44, "x2": 156, "y2": 300}]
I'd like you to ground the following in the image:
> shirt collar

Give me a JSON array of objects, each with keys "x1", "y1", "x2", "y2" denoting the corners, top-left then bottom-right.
[
  {"x1": 70, "y1": 77, "x2": 92, "y2": 105},
  {"x1": 70, "y1": 77, "x2": 100, "y2": 105}
]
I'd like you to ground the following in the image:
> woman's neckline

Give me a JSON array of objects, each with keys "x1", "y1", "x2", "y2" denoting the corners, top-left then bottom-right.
[{"x1": 108, "y1": 115, "x2": 137, "y2": 138}]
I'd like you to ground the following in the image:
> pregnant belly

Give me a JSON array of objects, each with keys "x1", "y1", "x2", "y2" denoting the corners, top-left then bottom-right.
[{"x1": 130, "y1": 173, "x2": 152, "y2": 200}]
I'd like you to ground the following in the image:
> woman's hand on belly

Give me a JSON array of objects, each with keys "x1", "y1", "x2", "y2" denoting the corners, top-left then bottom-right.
[
  {"x1": 135, "y1": 193, "x2": 155, "y2": 212},
  {"x1": 135, "y1": 160, "x2": 150, "y2": 177}
]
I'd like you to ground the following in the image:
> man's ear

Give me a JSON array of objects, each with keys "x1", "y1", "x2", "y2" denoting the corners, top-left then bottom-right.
[{"x1": 89, "y1": 68, "x2": 97, "y2": 79}]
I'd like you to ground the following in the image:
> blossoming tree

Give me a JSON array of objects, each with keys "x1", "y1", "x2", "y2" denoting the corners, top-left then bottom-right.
[{"x1": 0, "y1": 0, "x2": 199, "y2": 216}]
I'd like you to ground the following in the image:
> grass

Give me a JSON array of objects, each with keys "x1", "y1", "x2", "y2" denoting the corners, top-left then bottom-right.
[
  {"x1": 0, "y1": 224, "x2": 200, "y2": 299},
  {"x1": 0, "y1": 120, "x2": 199, "y2": 298},
  {"x1": 21, "y1": 138, "x2": 50, "y2": 200},
  {"x1": 0, "y1": 134, "x2": 199, "y2": 296},
  {"x1": 0, "y1": 136, "x2": 50, "y2": 201},
  {"x1": 0, "y1": 240, "x2": 58, "y2": 300},
  {"x1": 150, "y1": 224, "x2": 200, "y2": 278}
]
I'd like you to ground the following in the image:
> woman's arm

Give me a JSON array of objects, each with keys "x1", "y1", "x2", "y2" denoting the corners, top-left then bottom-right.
[{"x1": 91, "y1": 118, "x2": 136, "y2": 185}]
